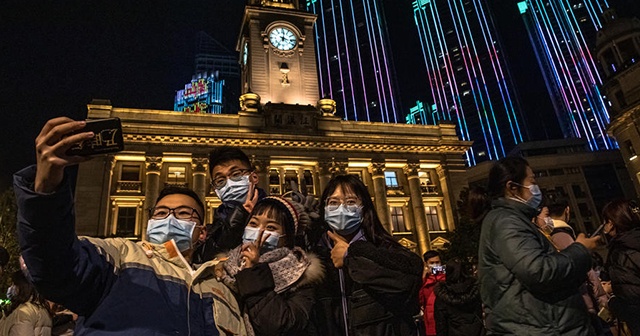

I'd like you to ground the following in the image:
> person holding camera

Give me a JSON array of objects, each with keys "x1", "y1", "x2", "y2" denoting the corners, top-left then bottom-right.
[
  {"x1": 13, "y1": 117, "x2": 246, "y2": 334},
  {"x1": 419, "y1": 250, "x2": 446, "y2": 336}
]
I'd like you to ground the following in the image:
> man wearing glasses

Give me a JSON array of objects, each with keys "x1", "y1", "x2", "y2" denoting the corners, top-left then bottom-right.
[
  {"x1": 192, "y1": 146, "x2": 266, "y2": 264},
  {"x1": 14, "y1": 117, "x2": 246, "y2": 335}
]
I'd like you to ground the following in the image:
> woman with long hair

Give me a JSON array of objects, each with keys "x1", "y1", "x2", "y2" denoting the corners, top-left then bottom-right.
[
  {"x1": 600, "y1": 199, "x2": 640, "y2": 335},
  {"x1": 474, "y1": 157, "x2": 600, "y2": 335},
  {"x1": 0, "y1": 270, "x2": 52, "y2": 336},
  {"x1": 307, "y1": 174, "x2": 423, "y2": 335}
]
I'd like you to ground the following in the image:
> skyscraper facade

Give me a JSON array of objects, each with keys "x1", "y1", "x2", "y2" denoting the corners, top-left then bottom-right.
[
  {"x1": 412, "y1": 0, "x2": 526, "y2": 165},
  {"x1": 518, "y1": 0, "x2": 617, "y2": 151},
  {"x1": 306, "y1": 0, "x2": 401, "y2": 123}
]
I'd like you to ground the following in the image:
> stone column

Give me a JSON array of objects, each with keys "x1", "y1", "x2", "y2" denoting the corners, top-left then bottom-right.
[
  {"x1": 252, "y1": 156, "x2": 270, "y2": 195},
  {"x1": 405, "y1": 161, "x2": 430, "y2": 254},
  {"x1": 278, "y1": 168, "x2": 286, "y2": 195},
  {"x1": 369, "y1": 160, "x2": 392, "y2": 234},
  {"x1": 318, "y1": 159, "x2": 333, "y2": 193},
  {"x1": 143, "y1": 156, "x2": 163, "y2": 233},
  {"x1": 437, "y1": 165, "x2": 456, "y2": 231},
  {"x1": 312, "y1": 167, "x2": 321, "y2": 196},
  {"x1": 298, "y1": 167, "x2": 306, "y2": 193},
  {"x1": 192, "y1": 156, "x2": 208, "y2": 203}
]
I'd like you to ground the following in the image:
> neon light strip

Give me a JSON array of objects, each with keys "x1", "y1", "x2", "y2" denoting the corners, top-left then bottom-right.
[
  {"x1": 336, "y1": 0, "x2": 359, "y2": 120},
  {"x1": 349, "y1": 0, "x2": 371, "y2": 120},
  {"x1": 371, "y1": 0, "x2": 399, "y2": 123}
]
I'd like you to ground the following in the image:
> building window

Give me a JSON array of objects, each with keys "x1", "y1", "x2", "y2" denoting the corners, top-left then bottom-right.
[
  {"x1": 269, "y1": 169, "x2": 280, "y2": 195},
  {"x1": 384, "y1": 171, "x2": 398, "y2": 187},
  {"x1": 390, "y1": 207, "x2": 407, "y2": 232},
  {"x1": 116, "y1": 207, "x2": 137, "y2": 237},
  {"x1": 425, "y1": 206, "x2": 440, "y2": 231},
  {"x1": 167, "y1": 166, "x2": 187, "y2": 187},
  {"x1": 572, "y1": 184, "x2": 586, "y2": 198},
  {"x1": 121, "y1": 165, "x2": 141, "y2": 181},
  {"x1": 283, "y1": 170, "x2": 298, "y2": 193}
]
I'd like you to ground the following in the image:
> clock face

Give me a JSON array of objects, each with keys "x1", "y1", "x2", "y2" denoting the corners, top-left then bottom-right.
[
  {"x1": 242, "y1": 42, "x2": 248, "y2": 65},
  {"x1": 269, "y1": 27, "x2": 297, "y2": 51}
]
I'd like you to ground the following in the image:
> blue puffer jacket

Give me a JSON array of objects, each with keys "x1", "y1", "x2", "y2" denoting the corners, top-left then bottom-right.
[
  {"x1": 478, "y1": 198, "x2": 594, "y2": 336},
  {"x1": 14, "y1": 166, "x2": 246, "y2": 335}
]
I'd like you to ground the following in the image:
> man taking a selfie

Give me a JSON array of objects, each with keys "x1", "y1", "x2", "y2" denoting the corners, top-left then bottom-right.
[
  {"x1": 419, "y1": 250, "x2": 446, "y2": 336},
  {"x1": 13, "y1": 117, "x2": 245, "y2": 335}
]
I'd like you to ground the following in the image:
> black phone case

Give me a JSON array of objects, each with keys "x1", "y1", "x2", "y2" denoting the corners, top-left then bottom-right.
[{"x1": 66, "y1": 118, "x2": 124, "y2": 156}]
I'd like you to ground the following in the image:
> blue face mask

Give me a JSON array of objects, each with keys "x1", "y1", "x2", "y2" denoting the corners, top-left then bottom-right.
[
  {"x1": 215, "y1": 175, "x2": 251, "y2": 203},
  {"x1": 242, "y1": 226, "x2": 282, "y2": 253},
  {"x1": 325, "y1": 204, "x2": 363, "y2": 236},
  {"x1": 146, "y1": 215, "x2": 196, "y2": 252},
  {"x1": 511, "y1": 183, "x2": 542, "y2": 209}
]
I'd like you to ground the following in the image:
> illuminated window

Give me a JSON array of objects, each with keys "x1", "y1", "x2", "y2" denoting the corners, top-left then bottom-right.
[
  {"x1": 384, "y1": 171, "x2": 398, "y2": 187},
  {"x1": 425, "y1": 206, "x2": 440, "y2": 231},
  {"x1": 116, "y1": 207, "x2": 137, "y2": 237},
  {"x1": 390, "y1": 207, "x2": 407, "y2": 232},
  {"x1": 269, "y1": 169, "x2": 281, "y2": 194}
]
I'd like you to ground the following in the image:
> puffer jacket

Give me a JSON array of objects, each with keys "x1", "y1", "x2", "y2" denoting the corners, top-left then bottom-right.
[
  {"x1": 219, "y1": 245, "x2": 325, "y2": 335},
  {"x1": 307, "y1": 232, "x2": 423, "y2": 336},
  {"x1": 434, "y1": 278, "x2": 484, "y2": 336},
  {"x1": 478, "y1": 198, "x2": 594, "y2": 336},
  {"x1": 14, "y1": 165, "x2": 246, "y2": 335},
  {"x1": 606, "y1": 227, "x2": 640, "y2": 335},
  {"x1": 0, "y1": 301, "x2": 52, "y2": 336},
  {"x1": 419, "y1": 273, "x2": 446, "y2": 335}
]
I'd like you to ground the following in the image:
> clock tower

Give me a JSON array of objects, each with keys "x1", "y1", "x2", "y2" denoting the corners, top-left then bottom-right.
[{"x1": 237, "y1": 0, "x2": 320, "y2": 107}]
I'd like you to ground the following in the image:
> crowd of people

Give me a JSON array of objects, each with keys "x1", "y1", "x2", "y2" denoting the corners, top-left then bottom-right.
[{"x1": 0, "y1": 117, "x2": 638, "y2": 335}]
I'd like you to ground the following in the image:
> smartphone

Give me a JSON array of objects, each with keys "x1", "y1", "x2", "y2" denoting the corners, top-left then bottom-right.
[
  {"x1": 65, "y1": 118, "x2": 124, "y2": 156},
  {"x1": 431, "y1": 265, "x2": 446, "y2": 275},
  {"x1": 590, "y1": 223, "x2": 605, "y2": 237}
]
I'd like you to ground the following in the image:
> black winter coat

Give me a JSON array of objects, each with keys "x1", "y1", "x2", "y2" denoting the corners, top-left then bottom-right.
[
  {"x1": 478, "y1": 198, "x2": 594, "y2": 336},
  {"x1": 434, "y1": 278, "x2": 485, "y2": 336},
  {"x1": 308, "y1": 235, "x2": 423, "y2": 336},
  {"x1": 606, "y1": 227, "x2": 640, "y2": 335}
]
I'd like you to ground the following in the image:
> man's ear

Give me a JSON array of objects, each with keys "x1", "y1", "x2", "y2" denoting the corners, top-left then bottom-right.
[{"x1": 249, "y1": 171, "x2": 259, "y2": 185}]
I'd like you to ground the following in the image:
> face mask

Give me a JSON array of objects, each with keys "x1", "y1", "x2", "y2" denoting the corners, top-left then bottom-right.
[
  {"x1": 325, "y1": 204, "x2": 363, "y2": 236},
  {"x1": 215, "y1": 175, "x2": 251, "y2": 203},
  {"x1": 540, "y1": 216, "x2": 554, "y2": 234},
  {"x1": 146, "y1": 215, "x2": 196, "y2": 252},
  {"x1": 242, "y1": 226, "x2": 282, "y2": 253},
  {"x1": 6, "y1": 285, "x2": 17, "y2": 301},
  {"x1": 510, "y1": 183, "x2": 542, "y2": 209}
]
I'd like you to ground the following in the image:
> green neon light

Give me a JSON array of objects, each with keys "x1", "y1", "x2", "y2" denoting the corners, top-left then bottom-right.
[{"x1": 517, "y1": 2, "x2": 528, "y2": 14}]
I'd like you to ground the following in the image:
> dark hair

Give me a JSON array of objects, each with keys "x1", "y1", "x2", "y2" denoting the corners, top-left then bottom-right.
[
  {"x1": 0, "y1": 246, "x2": 8, "y2": 268},
  {"x1": 251, "y1": 198, "x2": 296, "y2": 248},
  {"x1": 208, "y1": 146, "x2": 252, "y2": 176},
  {"x1": 444, "y1": 260, "x2": 470, "y2": 284},
  {"x1": 601, "y1": 199, "x2": 640, "y2": 234},
  {"x1": 468, "y1": 157, "x2": 530, "y2": 224},
  {"x1": 154, "y1": 187, "x2": 205, "y2": 221},
  {"x1": 423, "y1": 250, "x2": 440, "y2": 262},
  {"x1": 5, "y1": 271, "x2": 51, "y2": 317},
  {"x1": 547, "y1": 197, "x2": 569, "y2": 218},
  {"x1": 319, "y1": 174, "x2": 399, "y2": 248}
]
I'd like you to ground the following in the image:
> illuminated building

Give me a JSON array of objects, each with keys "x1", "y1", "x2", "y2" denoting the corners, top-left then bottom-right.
[
  {"x1": 412, "y1": 0, "x2": 526, "y2": 165},
  {"x1": 406, "y1": 100, "x2": 438, "y2": 125},
  {"x1": 73, "y1": 0, "x2": 472, "y2": 255},
  {"x1": 195, "y1": 31, "x2": 241, "y2": 80},
  {"x1": 174, "y1": 73, "x2": 225, "y2": 114},
  {"x1": 518, "y1": 0, "x2": 617, "y2": 151},
  {"x1": 305, "y1": 0, "x2": 401, "y2": 123},
  {"x1": 598, "y1": 11, "x2": 640, "y2": 194}
]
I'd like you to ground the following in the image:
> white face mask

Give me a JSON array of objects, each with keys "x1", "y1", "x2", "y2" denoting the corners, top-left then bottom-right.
[
  {"x1": 324, "y1": 204, "x2": 363, "y2": 235},
  {"x1": 215, "y1": 175, "x2": 251, "y2": 203},
  {"x1": 242, "y1": 226, "x2": 282, "y2": 253},
  {"x1": 146, "y1": 215, "x2": 196, "y2": 252}
]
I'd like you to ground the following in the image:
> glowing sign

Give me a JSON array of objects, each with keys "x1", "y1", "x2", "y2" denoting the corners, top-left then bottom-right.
[{"x1": 174, "y1": 74, "x2": 225, "y2": 114}]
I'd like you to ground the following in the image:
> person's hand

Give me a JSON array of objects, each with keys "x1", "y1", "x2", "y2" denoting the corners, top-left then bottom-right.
[
  {"x1": 575, "y1": 233, "x2": 601, "y2": 251},
  {"x1": 601, "y1": 281, "x2": 613, "y2": 295},
  {"x1": 243, "y1": 182, "x2": 259, "y2": 213},
  {"x1": 35, "y1": 117, "x2": 93, "y2": 193},
  {"x1": 240, "y1": 228, "x2": 270, "y2": 268},
  {"x1": 327, "y1": 230, "x2": 349, "y2": 268}
]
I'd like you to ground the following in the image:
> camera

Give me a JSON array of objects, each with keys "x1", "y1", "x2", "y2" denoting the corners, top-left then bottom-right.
[
  {"x1": 431, "y1": 265, "x2": 446, "y2": 275},
  {"x1": 65, "y1": 118, "x2": 124, "y2": 156}
]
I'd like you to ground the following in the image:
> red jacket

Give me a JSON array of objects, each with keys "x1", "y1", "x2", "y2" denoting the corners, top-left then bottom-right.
[{"x1": 419, "y1": 273, "x2": 445, "y2": 336}]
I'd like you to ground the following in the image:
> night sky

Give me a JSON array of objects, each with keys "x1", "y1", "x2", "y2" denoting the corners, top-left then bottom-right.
[{"x1": 1, "y1": 0, "x2": 640, "y2": 191}]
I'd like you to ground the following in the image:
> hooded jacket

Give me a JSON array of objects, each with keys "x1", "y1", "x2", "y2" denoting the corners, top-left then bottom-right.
[
  {"x1": 434, "y1": 278, "x2": 484, "y2": 336},
  {"x1": 14, "y1": 166, "x2": 246, "y2": 335},
  {"x1": 478, "y1": 198, "x2": 594, "y2": 336},
  {"x1": 219, "y1": 245, "x2": 324, "y2": 335},
  {"x1": 606, "y1": 227, "x2": 640, "y2": 335}
]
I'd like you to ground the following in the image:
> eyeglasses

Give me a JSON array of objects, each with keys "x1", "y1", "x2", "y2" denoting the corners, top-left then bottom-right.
[
  {"x1": 326, "y1": 197, "x2": 361, "y2": 212},
  {"x1": 150, "y1": 206, "x2": 201, "y2": 221},
  {"x1": 211, "y1": 169, "x2": 251, "y2": 189}
]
